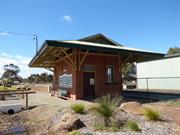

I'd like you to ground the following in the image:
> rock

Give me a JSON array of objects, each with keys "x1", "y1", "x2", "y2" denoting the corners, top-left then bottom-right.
[
  {"x1": 120, "y1": 101, "x2": 144, "y2": 115},
  {"x1": 50, "y1": 112, "x2": 86, "y2": 132}
]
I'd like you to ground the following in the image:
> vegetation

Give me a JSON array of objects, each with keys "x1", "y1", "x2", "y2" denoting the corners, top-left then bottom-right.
[
  {"x1": 93, "y1": 122, "x2": 120, "y2": 132},
  {"x1": 71, "y1": 103, "x2": 85, "y2": 114},
  {"x1": 144, "y1": 107, "x2": 160, "y2": 121},
  {"x1": 0, "y1": 86, "x2": 17, "y2": 91},
  {"x1": 82, "y1": 133, "x2": 93, "y2": 135},
  {"x1": 125, "y1": 120, "x2": 140, "y2": 132},
  {"x1": 1, "y1": 64, "x2": 22, "y2": 86},
  {"x1": 0, "y1": 64, "x2": 53, "y2": 84},
  {"x1": 167, "y1": 100, "x2": 180, "y2": 107},
  {"x1": 167, "y1": 47, "x2": 180, "y2": 55},
  {"x1": 69, "y1": 131, "x2": 93, "y2": 135},
  {"x1": 26, "y1": 73, "x2": 53, "y2": 83},
  {"x1": 94, "y1": 95, "x2": 123, "y2": 127},
  {"x1": 2, "y1": 64, "x2": 20, "y2": 79},
  {"x1": 69, "y1": 130, "x2": 81, "y2": 135},
  {"x1": 122, "y1": 63, "x2": 136, "y2": 81}
]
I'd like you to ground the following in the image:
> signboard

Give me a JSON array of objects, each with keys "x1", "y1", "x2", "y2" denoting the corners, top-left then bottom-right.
[
  {"x1": 59, "y1": 74, "x2": 72, "y2": 88},
  {"x1": 90, "y1": 78, "x2": 95, "y2": 85}
]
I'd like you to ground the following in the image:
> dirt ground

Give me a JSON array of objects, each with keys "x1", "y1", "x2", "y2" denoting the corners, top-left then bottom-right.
[
  {"x1": 0, "y1": 85, "x2": 92, "y2": 134},
  {"x1": 0, "y1": 84, "x2": 180, "y2": 134}
]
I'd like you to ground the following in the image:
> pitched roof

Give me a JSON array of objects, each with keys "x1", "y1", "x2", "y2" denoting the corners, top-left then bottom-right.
[
  {"x1": 52, "y1": 40, "x2": 160, "y2": 54},
  {"x1": 79, "y1": 33, "x2": 123, "y2": 46},
  {"x1": 29, "y1": 38, "x2": 164, "y2": 67}
]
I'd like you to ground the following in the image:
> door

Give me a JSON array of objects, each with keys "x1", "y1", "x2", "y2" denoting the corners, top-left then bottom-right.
[{"x1": 83, "y1": 72, "x2": 95, "y2": 98}]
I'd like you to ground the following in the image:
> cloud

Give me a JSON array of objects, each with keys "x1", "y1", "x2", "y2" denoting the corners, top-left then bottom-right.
[
  {"x1": 1, "y1": 52, "x2": 12, "y2": 58},
  {"x1": 61, "y1": 15, "x2": 72, "y2": 23},
  {"x1": 0, "y1": 32, "x2": 11, "y2": 36},
  {"x1": 0, "y1": 53, "x2": 51, "y2": 78}
]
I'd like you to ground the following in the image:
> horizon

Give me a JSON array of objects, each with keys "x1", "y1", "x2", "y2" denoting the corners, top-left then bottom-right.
[{"x1": 0, "y1": 0, "x2": 179, "y2": 78}]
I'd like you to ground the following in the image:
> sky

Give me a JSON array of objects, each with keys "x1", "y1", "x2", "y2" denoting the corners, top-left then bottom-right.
[{"x1": 0, "y1": 0, "x2": 179, "y2": 78}]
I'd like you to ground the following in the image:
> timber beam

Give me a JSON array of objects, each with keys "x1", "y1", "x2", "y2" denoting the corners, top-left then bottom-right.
[{"x1": 78, "y1": 50, "x2": 89, "y2": 71}]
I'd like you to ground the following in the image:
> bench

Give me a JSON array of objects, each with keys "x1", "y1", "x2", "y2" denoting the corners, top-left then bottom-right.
[{"x1": 0, "y1": 91, "x2": 36, "y2": 109}]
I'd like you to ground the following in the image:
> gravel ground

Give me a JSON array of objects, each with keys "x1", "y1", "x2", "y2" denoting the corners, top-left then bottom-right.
[
  {"x1": 79, "y1": 110, "x2": 180, "y2": 135},
  {"x1": 0, "y1": 85, "x2": 180, "y2": 135},
  {"x1": 0, "y1": 113, "x2": 25, "y2": 134}
]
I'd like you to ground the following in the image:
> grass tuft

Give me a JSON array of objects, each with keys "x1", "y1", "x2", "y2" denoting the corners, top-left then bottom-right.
[
  {"x1": 71, "y1": 103, "x2": 85, "y2": 114},
  {"x1": 94, "y1": 95, "x2": 123, "y2": 127},
  {"x1": 93, "y1": 122, "x2": 120, "y2": 132},
  {"x1": 82, "y1": 133, "x2": 93, "y2": 135},
  {"x1": 125, "y1": 120, "x2": 140, "y2": 132},
  {"x1": 69, "y1": 130, "x2": 81, "y2": 135},
  {"x1": 167, "y1": 100, "x2": 180, "y2": 107},
  {"x1": 69, "y1": 131, "x2": 93, "y2": 135},
  {"x1": 144, "y1": 107, "x2": 160, "y2": 121}
]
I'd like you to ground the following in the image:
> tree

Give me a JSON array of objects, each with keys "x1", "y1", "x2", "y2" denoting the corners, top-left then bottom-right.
[
  {"x1": 167, "y1": 47, "x2": 180, "y2": 55},
  {"x1": 26, "y1": 72, "x2": 53, "y2": 83},
  {"x1": 1, "y1": 64, "x2": 21, "y2": 81},
  {"x1": 122, "y1": 63, "x2": 136, "y2": 80}
]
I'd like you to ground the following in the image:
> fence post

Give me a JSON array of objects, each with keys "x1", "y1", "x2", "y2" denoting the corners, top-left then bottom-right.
[{"x1": 146, "y1": 78, "x2": 149, "y2": 99}]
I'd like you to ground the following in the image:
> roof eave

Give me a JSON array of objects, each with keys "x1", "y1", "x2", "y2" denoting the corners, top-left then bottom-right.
[
  {"x1": 28, "y1": 41, "x2": 48, "y2": 67},
  {"x1": 29, "y1": 40, "x2": 165, "y2": 67},
  {"x1": 47, "y1": 40, "x2": 164, "y2": 57}
]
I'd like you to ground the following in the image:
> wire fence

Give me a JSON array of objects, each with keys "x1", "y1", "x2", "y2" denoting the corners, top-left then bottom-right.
[{"x1": 122, "y1": 77, "x2": 180, "y2": 100}]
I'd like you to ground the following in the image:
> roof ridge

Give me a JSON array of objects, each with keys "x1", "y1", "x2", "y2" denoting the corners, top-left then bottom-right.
[{"x1": 78, "y1": 33, "x2": 123, "y2": 46}]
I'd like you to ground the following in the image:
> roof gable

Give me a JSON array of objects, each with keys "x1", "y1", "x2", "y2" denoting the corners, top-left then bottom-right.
[{"x1": 79, "y1": 33, "x2": 123, "y2": 46}]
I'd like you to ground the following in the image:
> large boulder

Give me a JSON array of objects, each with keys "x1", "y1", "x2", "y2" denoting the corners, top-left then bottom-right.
[
  {"x1": 120, "y1": 101, "x2": 144, "y2": 115},
  {"x1": 50, "y1": 112, "x2": 85, "y2": 132}
]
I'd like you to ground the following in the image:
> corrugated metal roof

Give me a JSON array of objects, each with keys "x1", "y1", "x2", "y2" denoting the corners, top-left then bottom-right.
[
  {"x1": 29, "y1": 36, "x2": 164, "y2": 67},
  {"x1": 60, "y1": 40, "x2": 160, "y2": 54},
  {"x1": 78, "y1": 33, "x2": 123, "y2": 46}
]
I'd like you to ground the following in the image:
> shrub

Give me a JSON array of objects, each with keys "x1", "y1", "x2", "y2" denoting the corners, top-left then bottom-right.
[
  {"x1": 82, "y1": 133, "x2": 93, "y2": 135},
  {"x1": 125, "y1": 120, "x2": 140, "y2": 132},
  {"x1": 144, "y1": 107, "x2": 160, "y2": 121},
  {"x1": 71, "y1": 103, "x2": 85, "y2": 114},
  {"x1": 69, "y1": 130, "x2": 81, "y2": 135},
  {"x1": 94, "y1": 95, "x2": 123, "y2": 127},
  {"x1": 93, "y1": 122, "x2": 120, "y2": 132},
  {"x1": 69, "y1": 131, "x2": 92, "y2": 135},
  {"x1": 167, "y1": 100, "x2": 180, "y2": 107}
]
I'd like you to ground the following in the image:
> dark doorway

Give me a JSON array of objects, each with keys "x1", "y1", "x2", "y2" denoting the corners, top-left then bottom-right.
[{"x1": 83, "y1": 72, "x2": 95, "y2": 98}]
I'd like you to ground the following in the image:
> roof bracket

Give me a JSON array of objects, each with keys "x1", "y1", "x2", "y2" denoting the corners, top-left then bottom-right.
[{"x1": 78, "y1": 50, "x2": 89, "y2": 71}]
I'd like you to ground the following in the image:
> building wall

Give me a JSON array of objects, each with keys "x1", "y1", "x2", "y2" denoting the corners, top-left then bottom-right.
[
  {"x1": 137, "y1": 56, "x2": 180, "y2": 90},
  {"x1": 80, "y1": 54, "x2": 122, "y2": 98},
  {"x1": 53, "y1": 53, "x2": 122, "y2": 99},
  {"x1": 53, "y1": 61, "x2": 75, "y2": 98}
]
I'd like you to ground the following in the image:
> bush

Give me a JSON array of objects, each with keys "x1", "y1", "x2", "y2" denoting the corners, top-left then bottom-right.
[
  {"x1": 69, "y1": 130, "x2": 81, "y2": 135},
  {"x1": 71, "y1": 103, "x2": 85, "y2": 114},
  {"x1": 93, "y1": 122, "x2": 120, "y2": 132},
  {"x1": 69, "y1": 131, "x2": 92, "y2": 135},
  {"x1": 94, "y1": 95, "x2": 123, "y2": 127},
  {"x1": 82, "y1": 133, "x2": 93, "y2": 135},
  {"x1": 125, "y1": 120, "x2": 140, "y2": 132},
  {"x1": 144, "y1": 107, "x2": 160, "y2": 121}
]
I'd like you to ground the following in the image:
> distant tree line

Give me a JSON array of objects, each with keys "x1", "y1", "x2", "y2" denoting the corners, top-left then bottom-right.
[
  {"x1": 26, "y1": 73, "x2": 53, "y2": 83},
  {"x1": 167, "y1": 47, "x2": 180, "y2": 55},
  {"x1": 0, "y1": 63, "x2": 53, "y2": 85}
]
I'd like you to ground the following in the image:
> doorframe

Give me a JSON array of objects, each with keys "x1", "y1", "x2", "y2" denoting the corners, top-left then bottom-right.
[{"x1": 82, "y1": 64, "x2": 96, "y2": 98}]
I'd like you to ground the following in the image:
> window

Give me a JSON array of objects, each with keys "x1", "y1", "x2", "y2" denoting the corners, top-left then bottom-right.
[
  {"x1": 82, "y1": 65, "x2": 95, "y2": 72},
  {"x1": 106, "y1": 66, "x2": 115, "y2": 83}
]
